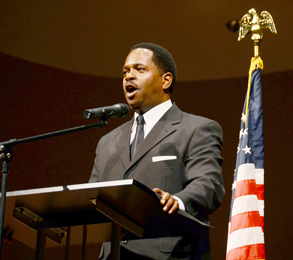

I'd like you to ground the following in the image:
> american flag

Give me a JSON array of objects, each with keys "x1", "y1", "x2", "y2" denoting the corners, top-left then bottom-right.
[{"x1": 226, "y1": 57, "x2": 265, "y2": 259}]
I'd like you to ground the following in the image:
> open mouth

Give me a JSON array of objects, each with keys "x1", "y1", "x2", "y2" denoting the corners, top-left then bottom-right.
[{"x1": 125, "y1": 84, "x2": 138, "y2": 98}]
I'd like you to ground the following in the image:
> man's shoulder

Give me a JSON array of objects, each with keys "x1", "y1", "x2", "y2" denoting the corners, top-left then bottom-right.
[
  {"x1": 180, "y1": 110, "x2": 221, "y2": 129},
  {"x1": 100, "y1": 120, "x2": 132, "y2": 140},
  {"x1": 183, "y1": 111, "x2": 217, "y2": 123},
  {"x1": 166, "y1": 104, "x2": 222, "y2": 132},
  {"x1": 170, "y1": 104, "x2": 219, "y2": 123}
]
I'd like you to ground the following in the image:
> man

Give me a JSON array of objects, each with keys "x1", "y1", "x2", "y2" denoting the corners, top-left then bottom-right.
[{"x1": 89, "y1": 43, "x2": 225, "y2": 259}]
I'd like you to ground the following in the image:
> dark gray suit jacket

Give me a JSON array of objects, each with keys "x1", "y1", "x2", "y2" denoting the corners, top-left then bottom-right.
[{"x1": 89, "y1": 104, "x2": 224, "y2": 259}]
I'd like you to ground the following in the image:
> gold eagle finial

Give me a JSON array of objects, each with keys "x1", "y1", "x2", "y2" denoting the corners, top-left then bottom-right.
[
  {"x1": 238, "y1": 8, "x2": 277, "y2": 42},
  {"x1": 238, "y1": 8, "x2": 277, "y2": 57}
]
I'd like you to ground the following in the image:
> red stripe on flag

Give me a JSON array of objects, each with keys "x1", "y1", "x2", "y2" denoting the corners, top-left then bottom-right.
[
  {"x1": 260, "y1": 216, "x2": 264, "y2": 232},
  {"x1": 227, "y1": 243, "x2": 265, "y2": 260},
  {"x1": 234, "y1": 179, "x2": 256, "y2": 198},
  {"x1": 256, "y1": 184, "x2": 264, "y2": 200},
  {"x1": 230, "y1": 211, "x2": 262, "y2": 233}
]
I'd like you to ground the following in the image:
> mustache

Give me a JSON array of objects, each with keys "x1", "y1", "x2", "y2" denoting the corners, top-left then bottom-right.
[{"x1": 125, "y1": 80, "x2": 138, "y2": 89}]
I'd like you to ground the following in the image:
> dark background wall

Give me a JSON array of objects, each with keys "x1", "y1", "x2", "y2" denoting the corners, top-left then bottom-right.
[{"x1": 0, "y1": 52, "x2": 292, "y2": 259}]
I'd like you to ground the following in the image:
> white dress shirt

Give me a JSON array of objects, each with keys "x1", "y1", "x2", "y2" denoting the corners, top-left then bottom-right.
[
  {"x1": 130, "y1": 99, "x2": 185, "y2": 211},
  {"x1": 130, "y1": 99, "x2": 172, "y2": 143}
]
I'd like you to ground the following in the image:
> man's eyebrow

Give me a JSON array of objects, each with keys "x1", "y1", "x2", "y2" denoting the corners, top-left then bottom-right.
[{"x1": 122, "y1": 63, "x2": 145, "y2": 70}]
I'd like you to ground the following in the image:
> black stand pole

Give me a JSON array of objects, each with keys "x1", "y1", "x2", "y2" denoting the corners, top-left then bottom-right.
[
  {"x1": 0, "y1": 120, "x2": 107, "y2": 259},
  {"x1": 0, "y1": 161, "x2": 9, "y2": 257}
]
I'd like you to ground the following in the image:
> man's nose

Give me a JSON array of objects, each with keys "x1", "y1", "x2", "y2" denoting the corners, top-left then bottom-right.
[{"x1": 125, "y1": 69, "x2": 136, "y2": 81}]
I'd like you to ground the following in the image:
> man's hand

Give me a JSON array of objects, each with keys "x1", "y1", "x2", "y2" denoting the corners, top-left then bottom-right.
[{"x1": 153, "y1": 188, "x2": 179, "y2": 214}]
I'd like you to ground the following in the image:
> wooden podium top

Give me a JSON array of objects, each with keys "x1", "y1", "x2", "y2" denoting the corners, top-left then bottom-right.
[{"x1": 1, "y1": 179, "x2": 209, "y2": 249}]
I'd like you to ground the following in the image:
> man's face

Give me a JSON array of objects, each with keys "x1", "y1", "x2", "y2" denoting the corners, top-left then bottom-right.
[{"x1": 122, "y1": 48, "x2": 168, "y2": 114}]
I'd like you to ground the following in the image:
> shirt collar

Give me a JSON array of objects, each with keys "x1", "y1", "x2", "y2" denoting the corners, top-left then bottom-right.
[{"x1": 132, "y1": 99, "x2": 172, "y2": 130}]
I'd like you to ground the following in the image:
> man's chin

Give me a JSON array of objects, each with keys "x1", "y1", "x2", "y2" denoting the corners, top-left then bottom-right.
[
  {"x1": 127, "y1": 102, "x2": 143, "y2": 114},
  {"x1": 126, "y1": 100, "x2": 138, "y2": 109}
]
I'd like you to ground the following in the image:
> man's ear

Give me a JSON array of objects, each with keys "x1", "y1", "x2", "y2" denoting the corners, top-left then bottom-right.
[{"x1": 162, "y1": 72, "x2": 173, "y2": 92}]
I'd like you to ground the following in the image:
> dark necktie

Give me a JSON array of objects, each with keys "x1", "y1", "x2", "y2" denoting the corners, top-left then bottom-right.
[{"x1": 130, "y1": 115, "x2": 145, "y2": 160}]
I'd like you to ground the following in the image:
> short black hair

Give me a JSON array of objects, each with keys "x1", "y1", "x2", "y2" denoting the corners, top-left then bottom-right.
[{"x1": 131, "y1": 43, "x2": 177, "y2": 94}]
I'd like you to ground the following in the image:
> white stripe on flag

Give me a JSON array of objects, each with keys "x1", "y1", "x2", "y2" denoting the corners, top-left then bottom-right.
[
  {"x1": 236, "y1": 164, "x2": 264, "y2": 184},
  {"x1": 227, "y1": 226, "x2": 264, "y2": 252},
  {"x1": 258, "y1": 200, "x2": 264, "y2": 217},
  {"x1": 231, "y1": 195, "x2": 259, "y2": 217},
  {"x1": 236, "y1": 163, "x2": 255, "y2": 182},
  {"x1": 255, "y1": 168, "x2": 264, "y2": 184}
]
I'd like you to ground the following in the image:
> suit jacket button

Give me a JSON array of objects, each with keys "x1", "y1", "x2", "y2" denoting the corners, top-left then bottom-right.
[{"x1": 121, "y1": 240, "x2": 128, "y2": 244}]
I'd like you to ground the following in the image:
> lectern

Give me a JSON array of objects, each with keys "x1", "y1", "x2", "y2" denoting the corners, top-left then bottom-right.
[{"x1": 1, "y1": 179, "x2": 210, "y2": 260}]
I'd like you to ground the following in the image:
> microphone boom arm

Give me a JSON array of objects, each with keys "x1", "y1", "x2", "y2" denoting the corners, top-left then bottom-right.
[{"x1": 0, "y1": 120, "x2": 107, "y2": 151}]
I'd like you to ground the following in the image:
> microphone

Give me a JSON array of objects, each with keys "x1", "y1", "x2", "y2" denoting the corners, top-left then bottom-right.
[{"x1": 84, "y1": 103, "x2": 130, "y2": 120}]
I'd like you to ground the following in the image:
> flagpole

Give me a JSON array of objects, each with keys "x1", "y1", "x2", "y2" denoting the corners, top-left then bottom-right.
[
  {"x1": 237, "y1": 8, "x2": 277, "y2": 126},
  {"x1": 226, "y1": 8, "x2": 277, "y2": 260}
]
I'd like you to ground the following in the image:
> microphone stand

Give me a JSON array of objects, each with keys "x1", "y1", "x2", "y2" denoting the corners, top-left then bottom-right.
[{"x1": 0, "y1": 120, "x2": 107, "y2": 257}]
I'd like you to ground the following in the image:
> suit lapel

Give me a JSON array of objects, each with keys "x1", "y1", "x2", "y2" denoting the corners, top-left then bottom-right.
[
  {"x1": 116, "y1": 119, "x2": 133, "y2": 170},
  {"x1": 126, "y1": 104, "x2": 182, "y2": 171}
]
